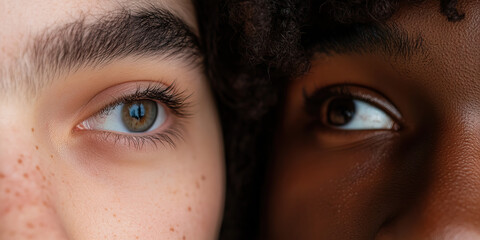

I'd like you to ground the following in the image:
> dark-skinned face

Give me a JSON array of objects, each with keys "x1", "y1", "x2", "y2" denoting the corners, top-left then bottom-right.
[{"x1": 267, "y1": 1, "x2": 480, "y2": 239}]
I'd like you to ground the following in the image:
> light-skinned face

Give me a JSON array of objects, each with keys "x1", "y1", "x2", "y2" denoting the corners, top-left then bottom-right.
[
  {"x1": 0, "y1": 0, "x2": 224, "y2": 239},
  {"x1": 267, "y1": 0, "x2": 480, "y2": 239}
]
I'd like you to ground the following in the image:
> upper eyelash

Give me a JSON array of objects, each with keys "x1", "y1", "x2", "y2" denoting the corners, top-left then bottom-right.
[
  {"x1": 98, "y1": 82, "x2": 192, "y2": 118},
  {"x1": 303, "y1": 84, "x2": 403, "y2": 131},
  {"x1": 303, "y1": 85, "x2": 354, "y2": 118}
]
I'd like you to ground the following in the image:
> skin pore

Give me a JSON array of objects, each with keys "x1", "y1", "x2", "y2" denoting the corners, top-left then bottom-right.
[
  {"x1": 0, "y1": 0, "x2": 224, "y2": 239},
  {"x1": 267, "y1": 0, "x2": 479, "y2": 239}
]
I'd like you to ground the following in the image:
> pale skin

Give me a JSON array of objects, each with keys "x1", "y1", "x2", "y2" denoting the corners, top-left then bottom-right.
[{"x1": 0, "y1": 1, "x2": 224, "y2": 239}]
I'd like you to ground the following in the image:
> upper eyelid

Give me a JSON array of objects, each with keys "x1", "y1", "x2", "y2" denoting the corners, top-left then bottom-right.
[{"x1": 98, "y1": 83, "x2": 192, "y2": 117}]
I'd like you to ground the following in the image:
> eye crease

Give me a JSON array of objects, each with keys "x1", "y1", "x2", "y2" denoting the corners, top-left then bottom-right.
[
  {"x1": 76, "y1": 82, "x2": 191, "y2": 149},
  {"x1": 304, "y1": 85, "x2": 401, "y2": 131}
]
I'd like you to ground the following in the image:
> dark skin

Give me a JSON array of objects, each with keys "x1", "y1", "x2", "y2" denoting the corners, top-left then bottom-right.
[{"x1": 266, "y1": 1, "x2": 480, "y2": 239}]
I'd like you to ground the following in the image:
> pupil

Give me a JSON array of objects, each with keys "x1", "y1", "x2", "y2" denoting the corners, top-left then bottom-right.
[
  {"x1": 129, "y1": 104, "x2": 145, "y2": 120},
  {"x1": 327, "y1": 98, "x2": 356, "y2": 126},
  {"x1": 121, "y1": 100, "x2": 158, "y2": 132}
]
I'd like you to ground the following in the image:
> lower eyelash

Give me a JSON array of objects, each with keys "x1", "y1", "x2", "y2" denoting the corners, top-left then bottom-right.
[{"x1": 95, "y1": 120, "x2": 186, "y2": 150}]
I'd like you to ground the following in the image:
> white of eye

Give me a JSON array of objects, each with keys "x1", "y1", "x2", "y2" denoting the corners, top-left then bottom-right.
[
  {"x1": 78, "y1": 101, "x2": 167, "y2": 133},
  {"x1": 334, "y1": 99, "x2": 394, "y2": 130}
]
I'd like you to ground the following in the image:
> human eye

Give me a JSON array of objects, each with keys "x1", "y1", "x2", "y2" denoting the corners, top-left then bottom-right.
[
  {"x1": 304, "y1": 84, "x2": 401, "y2": 131},
  {"x1": 75, "y1": 82, "x2": 190, "y2": 149}
]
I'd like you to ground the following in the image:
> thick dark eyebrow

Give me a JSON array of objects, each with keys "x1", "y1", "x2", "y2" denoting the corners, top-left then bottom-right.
[
  {"x1": 306, "y1": 24, "x2": 426, "y2": 59},
  {"x1": 28, "y1": 6, "x2": 200, "y2": 87}
]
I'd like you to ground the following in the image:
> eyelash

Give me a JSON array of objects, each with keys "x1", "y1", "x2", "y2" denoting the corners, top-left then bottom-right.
[
  {"x1": 99, "y1": 83, "x2": 191, "y2": 117},
  {"x1": 303, "y1": 84, "x2": 400, "y2": 129},
  {"x1": 87, "y1": 83, "x2": 191, "y2": 150},
  {"x1": 303, "y1": 85, "x2": 355, "y2": 121}
]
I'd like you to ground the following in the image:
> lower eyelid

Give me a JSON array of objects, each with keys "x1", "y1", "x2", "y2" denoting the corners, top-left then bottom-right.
[
  {"x1": 316, "y1": 131, "x2": 398, "y2": 152},
  {"x1": 75, "y1": 117, "x2": 185, "y2": 151}
]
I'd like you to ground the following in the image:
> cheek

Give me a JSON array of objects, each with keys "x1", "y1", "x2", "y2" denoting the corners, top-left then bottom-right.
[
  {"x1": 267, "y1": 134, "x2": 427, "y2": 239},
  {"x1": 49, "y1": 129, "x2": 224, "y2": 240},
  {"x1": 0, "y1": 137, "x2": 69, "y2": 239}
]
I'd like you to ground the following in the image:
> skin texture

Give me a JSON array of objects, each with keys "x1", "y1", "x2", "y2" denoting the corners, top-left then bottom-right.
[
  {"x1": 0, "y1": 0, "x2": 224, "y2": 239},
  {"x1": 268, "y1": 0, "x2": 480, "y2": 239}
]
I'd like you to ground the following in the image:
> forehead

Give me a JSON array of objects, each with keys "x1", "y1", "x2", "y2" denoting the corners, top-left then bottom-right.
[
  {"x1": 391, "y1": 0, "x2": 479, "y2": 52},
  {"x1": 0, "y1": 0, "x2": 196, "y2": 60},
  {"x1": 385, "y1": 1, "x2": 479, "y2": 100}
]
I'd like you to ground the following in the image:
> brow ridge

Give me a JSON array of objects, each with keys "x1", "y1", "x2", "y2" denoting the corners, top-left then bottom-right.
[
  {"x1": 4, "y1": 5, "x2": 201, "y2": 96},
  {"x1": 306, "y1": 23, "x2": 426, "y2": 59}
]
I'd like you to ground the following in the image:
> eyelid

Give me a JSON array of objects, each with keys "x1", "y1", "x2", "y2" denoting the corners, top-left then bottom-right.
[
  {"x1": 72, "y1": 81, "x2": 191, "y2": 149},
  {"x1": 304, "y1": 84, "x2": 403, "y2": 130}
]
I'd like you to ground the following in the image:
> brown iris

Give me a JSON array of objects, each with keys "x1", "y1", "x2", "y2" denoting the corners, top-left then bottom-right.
[
  {"x1": 326, "y1": 97, "x2": 356, "y2": 126},
  {"x1": 121, "y1": 100, "x2": 158, "y2": 132}
]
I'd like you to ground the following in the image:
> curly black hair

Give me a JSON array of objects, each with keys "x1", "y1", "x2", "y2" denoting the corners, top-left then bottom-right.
[{"x1": 196, "y1": 0, "x2": 465, "y2": 239}]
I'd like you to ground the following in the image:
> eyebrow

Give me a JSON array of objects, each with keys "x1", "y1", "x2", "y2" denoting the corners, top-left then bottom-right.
[
  {"x1": 12, "y1": 6, "x2": 200, "y2": 95},
  {"x1": 305, "y1": 24, "x2": 426, "y2": 59}
]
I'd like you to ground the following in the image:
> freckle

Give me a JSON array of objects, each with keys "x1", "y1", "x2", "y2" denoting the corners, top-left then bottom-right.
[
  {"x1": 113, "y1": 214, "x2": 116, "y2": 218},
  {"x1": 183, "y1": 236, "x2": 186, "y2": 240},
  {"x1": 195, "y1": 181, "x2": 200, "y2": 189},
  {"x1": 50, "y1": 155, "x2": 53, "y2": 159},
  {"x1": 35, "y1": 145, "x2": 39, "y2": 150},
  {"x1": 104, "y1": 208, "x2": 108, "y2": 211},
  {"x1": 136, "y1": 236, "x2": 139, "y2": 239},
  {"x1": 17, "y1": 159, "x2": 23, "y2": 164},
  {"x1": 169, "y1": 227, "x2": 174, "y2": 232},
  {"x1": 23, "y1": 173, "x2": 29, "y2": 179},
  {"x1": 36, "y1": 165, "x2": 41, "y2": 171},
  {"x1": 26, "y1": 222, "x2": 34, "y2": 228},
  {"x1": 0, "y1": 172, "x2": 4, "y2": 178},
  {"x1": 14, "y1": 192, "x2": 20, "y2": 197},
  {"x1": 188, "y1": 206, "x2": 191, "y2": 212},
  {"x1": 201, "y1": 175, "x2": 206, "y2": 181},
  {"x1": 42, "y1": 176, "x2": 47, "y2": 181},
  {"x1": 31, "y1": 128, "x2": 34, "y2": 133},
  {"x1": 5, "y1": 188, "x2": 11, "y2": 194}
]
